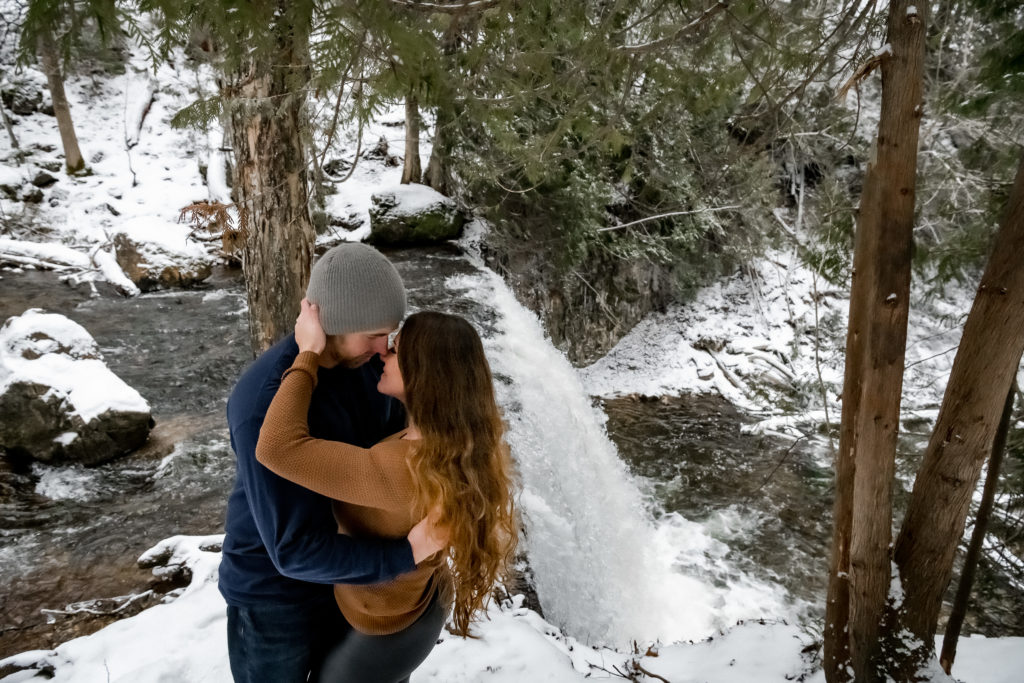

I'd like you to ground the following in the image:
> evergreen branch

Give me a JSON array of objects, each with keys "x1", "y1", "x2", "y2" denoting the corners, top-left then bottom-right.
[
  {"x1": 618, "y1": 1, "x2": 728, "y2": 55},
  {"x1": 389, "y1": 0, "x2": 501, "y2": 14},
  {"x1": 596, "y1": 206, "x2": 741, "y2": 232}
]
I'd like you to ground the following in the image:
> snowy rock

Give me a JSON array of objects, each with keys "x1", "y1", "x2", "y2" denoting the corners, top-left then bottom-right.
[
  {"x1": 0, "y1": 309, "x2": 152, "y2": 466},
  {"x1": 368, "y1": 184, "x2": 465, "y2": 246},
  {"x1": 112, "y1": 232, "x2": 212, "y2": 291},
  {"x1": 1, "y1": 83, "x2": 43, "y2": 115}
]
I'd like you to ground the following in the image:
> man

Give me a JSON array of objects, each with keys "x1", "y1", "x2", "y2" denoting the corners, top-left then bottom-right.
[{"x1": 219, "y1": 243, "x2": 440, "y2": 683}]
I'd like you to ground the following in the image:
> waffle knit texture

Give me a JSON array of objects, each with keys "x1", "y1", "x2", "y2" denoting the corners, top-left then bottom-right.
[
  {"x1": 306, "y1": 243, "x2": 407, "y2": 335},
  {"x1": 256, "y1": 351, "x2": 451, "y2": 635}
]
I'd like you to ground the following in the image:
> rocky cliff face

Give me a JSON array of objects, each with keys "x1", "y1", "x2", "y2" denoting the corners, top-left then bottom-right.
[{"x1": 482, "y1": 236, "x2": 678, "y2": 367}]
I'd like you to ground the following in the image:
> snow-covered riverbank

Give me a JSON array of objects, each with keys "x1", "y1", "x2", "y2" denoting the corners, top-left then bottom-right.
[{"x1": 2, "y1": 535, "x2": 1021, "y2": 683}]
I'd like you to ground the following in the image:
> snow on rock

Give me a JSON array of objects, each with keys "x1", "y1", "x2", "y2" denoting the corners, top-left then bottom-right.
[
  {"x1": 0, "y1": 309, "x2": 152, "y2": 466},
  {"x1": 110, "y1": 230, "x2": 211, "y2": 292},
  {"x1": 368, "y1": 184, "x2": 465, "y2": 246}
]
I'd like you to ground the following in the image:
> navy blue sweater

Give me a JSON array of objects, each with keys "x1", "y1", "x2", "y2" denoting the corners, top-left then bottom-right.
[{"x1": 218, "y1": 335, "x2": 415, "y2": 607}]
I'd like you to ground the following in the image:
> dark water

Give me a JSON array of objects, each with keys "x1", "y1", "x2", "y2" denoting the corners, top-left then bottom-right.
[{"x1": 602, "y1": 394, "x2": 1024, "y2": 638}]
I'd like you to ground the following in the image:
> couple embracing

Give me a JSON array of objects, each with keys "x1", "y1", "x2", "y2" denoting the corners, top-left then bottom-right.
[{"x1": 218, "y1": 243, "x2": 518, "y2": 682}]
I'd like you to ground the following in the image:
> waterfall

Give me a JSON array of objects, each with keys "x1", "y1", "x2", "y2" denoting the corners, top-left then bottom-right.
[{"x1": 448, "y1": 269, "x2": 793, "y2": 647}]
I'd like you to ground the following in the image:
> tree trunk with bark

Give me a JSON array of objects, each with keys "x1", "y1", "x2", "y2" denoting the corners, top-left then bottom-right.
[
  {"x1": 424, "y1": 103, "x2": 452, "y2": 193},
  {"x1": 38, "y1": 28, "x2": 84, "y2": 174},
  {"x1": 939, "y1": 385, "x2": 1016, "y2": 675},
  {"x1": 401, "y1": 93, "x2": 421, "y2": 185},
  {"x1": 890, "y1": 153, "x2": 1024, "y2": 674},
  {"x1": 823, "y1": 2, "x2": 927, "y2": 681},
  {"x1": 228, "y1": 3, "x2": 315, "y2": 355}
]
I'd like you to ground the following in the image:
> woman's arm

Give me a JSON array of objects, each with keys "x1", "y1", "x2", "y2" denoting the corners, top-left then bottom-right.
[{"x1": 255, "y1": 350, "x2": 410, "y2": 510}]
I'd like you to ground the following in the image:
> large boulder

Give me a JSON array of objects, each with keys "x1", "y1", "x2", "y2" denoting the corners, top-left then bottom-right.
[
  {"x1": 0, "y1": 309, "x2": 153, "y2": 465},
  {"x1": 112, "y1": 228, "x2": 212, "y2": 292},
  {"x1": 368, "y1": 184, "x2": 465, "y2": 246}
]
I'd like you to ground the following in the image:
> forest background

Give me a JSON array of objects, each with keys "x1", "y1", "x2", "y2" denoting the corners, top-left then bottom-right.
[{"x1": 2, "y1": 0, "x2": 1023, "y2": 682}]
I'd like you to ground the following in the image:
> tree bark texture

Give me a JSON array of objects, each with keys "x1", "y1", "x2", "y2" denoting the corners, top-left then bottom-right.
[
  {"x1": 38, "y1": 29, "x2": 84, "y2": 174},
  {"x1": 424, "y1": 102, "x2": 452, "y2": 193},
  {"x1": 939, "y1": 385, "x2": 1015, "y2": 675},
  {"x1": 229, "y1": 3, "x2": 315, "y2": 355},
  {"x1": 401, "y1": 93, "x2": 421, "y2": 185},
  {"x1": 892, "y1": 153, "x2": 1024, "y2": 667},
  {"x1": 824, "y1": 3, "x2": 927, "y2": 682}
]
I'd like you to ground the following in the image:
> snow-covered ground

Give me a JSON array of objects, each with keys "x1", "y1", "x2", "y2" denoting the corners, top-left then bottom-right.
[
  {"x1": 580, "y1": 245, "x2": 1001, "y2": 445},
  {"x1": 1, "y1": 536, "x2": 1020, "y2": 683}
]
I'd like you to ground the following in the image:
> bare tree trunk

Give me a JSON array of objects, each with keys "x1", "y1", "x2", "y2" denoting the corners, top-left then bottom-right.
[
  {"x1": 424, "y1": 104, "x2": 451, "y2": 193},
  {"x1": 2, "y1": 103, "x2": 19, "y2": 153},
  {"x1": 401, "y1": 93, "x2": 421, "y2": 185},
  {"x1": 824, "y1": 3, "x2": 927, "y2": 681},
  {"x1": 424, "y1": 16, "x2": 465, "y2": 193},
  {"x1": 890, "y1": 152, "x2": 1024, "y2": 673},
  {"x1": 939, "y1": 384, "x2": 1016, "y2": 675},
  {"x1": 229, "y1": 1, "x2": 315, "y2": 354},
  {"x1": 38, "y1": 28, "x2": 84, "y2": 174}
]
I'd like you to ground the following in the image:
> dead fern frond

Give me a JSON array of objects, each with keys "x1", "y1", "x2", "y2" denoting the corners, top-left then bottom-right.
[
  {"x1": 178, "y1": 201, "x2": 248, "y2": 257},
  {"x1": 178, "y1": 200, "x2": 234, "y2": 234}
]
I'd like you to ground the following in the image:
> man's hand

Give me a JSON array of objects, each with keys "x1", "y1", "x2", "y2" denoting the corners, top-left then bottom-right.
[
  {"x1": 296, "y1": 299, "x2": 327, "y2": 354},
  {"x1": 407, "y1": 506, "x2": 448, "y2": 564}
]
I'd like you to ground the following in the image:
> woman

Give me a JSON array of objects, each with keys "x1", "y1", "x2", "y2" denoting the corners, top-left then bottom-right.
[{"x1": 255, "y1": 300, "x2": 518, "y2": 683}]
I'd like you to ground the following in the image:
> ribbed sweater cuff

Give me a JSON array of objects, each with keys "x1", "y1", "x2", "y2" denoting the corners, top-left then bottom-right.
[{"x1": 284, "y1": 351, "x2": 321, "y2": 387}]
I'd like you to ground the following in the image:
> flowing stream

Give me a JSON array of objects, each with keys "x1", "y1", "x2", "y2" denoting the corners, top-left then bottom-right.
[{"x1": 1, "y1": 246, "x2": 1022, "y2": 659}]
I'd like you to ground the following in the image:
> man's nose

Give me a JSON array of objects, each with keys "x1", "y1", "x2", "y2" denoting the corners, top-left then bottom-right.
[{"x1": 371, "y1": 337, "x2": 390, "y2": 356}]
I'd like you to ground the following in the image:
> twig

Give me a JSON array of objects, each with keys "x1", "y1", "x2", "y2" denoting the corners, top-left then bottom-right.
[
  {"x1": 618, "y1": 1, "x2": 729, "y2": 55},
  {"x1": 635, "y1": 662, "x2": 672, "y2": 683},
  {"x1": 390, "y1": 0, "x2": 502, "y2": 14},
  {"x1": 597, "y1": 205, "x2": 741, "y2": 232},
  {"x1": 744, "y1": 435, "x2": 810, "y2": 502}
]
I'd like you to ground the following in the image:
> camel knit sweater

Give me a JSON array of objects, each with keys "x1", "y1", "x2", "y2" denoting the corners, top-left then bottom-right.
[{"x1": 255, "y1": 350, "x2": 450, "y2": 635}]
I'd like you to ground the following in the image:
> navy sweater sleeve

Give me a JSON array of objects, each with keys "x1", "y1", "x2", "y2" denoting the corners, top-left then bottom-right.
[{"x1": 230, "y1": 414, "x2": 414, "y2": 584}]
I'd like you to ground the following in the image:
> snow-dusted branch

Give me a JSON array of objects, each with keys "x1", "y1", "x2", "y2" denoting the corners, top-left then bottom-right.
[
  {"x1": 389, "y1": 0, "x2": 501, "y2": 14},
  {"x1": 596, "y1": 205, "x2": 741, "y2": 232},
  {"x1": 618, "y1": 1, "x2": 729, "y2": 55}
]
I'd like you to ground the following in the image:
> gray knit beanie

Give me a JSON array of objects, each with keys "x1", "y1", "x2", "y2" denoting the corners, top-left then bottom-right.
[{"x1": 305, "y1": 243, "x2": 406, "y2": 335}]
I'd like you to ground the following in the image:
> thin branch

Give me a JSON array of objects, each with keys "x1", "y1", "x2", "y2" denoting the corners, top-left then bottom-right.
[
  {"x1": 618, "y1": 1, "x2": 729, "y2": 55},
  {"x1": 596, "y1": 205, "x2": 741, "y2": 232},
  {"x1": 389, "y1": 0, "x2": 502, "y2": 14}
]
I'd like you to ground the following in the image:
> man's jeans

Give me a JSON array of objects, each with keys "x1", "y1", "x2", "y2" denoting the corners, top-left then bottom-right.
[{"x1": 227, "y1": 600, "x2": 345, "y2": 683}]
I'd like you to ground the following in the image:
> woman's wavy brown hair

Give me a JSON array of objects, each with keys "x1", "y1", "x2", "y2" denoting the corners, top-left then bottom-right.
[{"x1": 398, "y1": 311, "x2": 518, "y2": 636}]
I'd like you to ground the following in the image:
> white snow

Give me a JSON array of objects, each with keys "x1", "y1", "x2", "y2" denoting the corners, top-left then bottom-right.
[
  {"x1": 375, "y1": 183, "x2": 455, "y2": 217},
  {"x1": 580, "y1": 248, "x2": 977, "y2": 433},
  {"x1": 0, "y1": 309, "x2": 149, "y2": 421},
  {"x1": 1, "y1": 536, "x2": 1019, "y2": 683},
  {"x1": 0, "y1": 238, "x2": 92, "y2": 269}
]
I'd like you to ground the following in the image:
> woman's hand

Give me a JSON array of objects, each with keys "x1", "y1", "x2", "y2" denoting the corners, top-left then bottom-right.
[
  {"x1": 295, "y1": 299, "x2": 327, "y2": 355},
  {"x1": 407, "y1": 505, "x2": 449, "y2": 564}
]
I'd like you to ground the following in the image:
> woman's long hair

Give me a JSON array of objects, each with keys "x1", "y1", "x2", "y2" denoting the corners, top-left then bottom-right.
[{"x1": 398, "y1": 311, "x2": 518, "y2": 636}]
